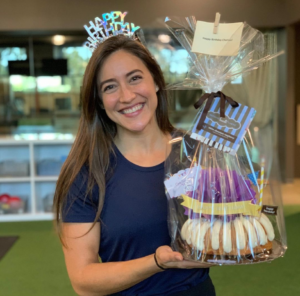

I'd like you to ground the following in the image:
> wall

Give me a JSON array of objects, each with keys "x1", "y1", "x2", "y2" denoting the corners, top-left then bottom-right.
[
  {"x1": 295, "y1": 23, "x2": 300, "y2": 177},
  {"x1": 285, "y1": 0, "x2": 300, "y2": 25},
  {"x1": 0, "y1": 0, "x2": 290, "y2": 32}
]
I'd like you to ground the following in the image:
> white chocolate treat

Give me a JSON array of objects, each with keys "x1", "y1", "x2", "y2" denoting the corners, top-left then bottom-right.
[
  {"x1": 181, "y1": 219, "x2": 193, "y2": 241},
  {"x1": 194, "y1": 220, "x2": 211, "y2": 251},
  {"x1": 190, "y1": 220, "x2": 199, "y2": 246},
  {"x1": 190, "y1": 220, "x2": 201, "y2": 246},
  {"x1": 233, "y1": 217, "x2": 246, "y2": 250},
  {"x1": 211, "y1": 219, "x2": 222, "y2": 250},
  {"x1": 259, "y1": 213, "x2": 275, "y2": 241},
  {"x1": 242, "y1": 217, "x2": 258, "y2": 248},
  {"x1": 223, "y1": 221, "x2": 232, "y2": 253},
  {"x1": 251, "y1": 217, "x2": 268, "y2": 245},
  {"x1": 181, "y1": 214, "x2": 273, "y2": 256},
  {"x1": 185, "y1": 219, "x2": 195, "y2": 244},
  {"x1": 186, "y1": 219, "x2": 201, "y2": 244}
]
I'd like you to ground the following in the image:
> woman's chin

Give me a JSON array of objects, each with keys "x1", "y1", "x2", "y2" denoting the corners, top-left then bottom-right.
[
  {"x1": 127, "y1": 125, "x2": 148, "y2": 133},
  {"x1": 119, "y1": 122, "x2": 152, "y2": 134}
]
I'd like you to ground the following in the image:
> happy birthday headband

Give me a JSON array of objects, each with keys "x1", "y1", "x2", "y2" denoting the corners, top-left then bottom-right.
[{"x1": 84, "y1": 11, "x2": 140, "y2": 51}]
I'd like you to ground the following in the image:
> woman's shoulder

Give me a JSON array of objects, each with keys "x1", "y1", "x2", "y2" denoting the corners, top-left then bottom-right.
[
  {"x1": 67, "y1": 163, "x2": 89, "y2": 197},
  {"x1": 71, "y1": 153, "x2": 116, "y2": 189},
  {"x1": 63, "y1": 163, "x2": 99, "y2": 223}
]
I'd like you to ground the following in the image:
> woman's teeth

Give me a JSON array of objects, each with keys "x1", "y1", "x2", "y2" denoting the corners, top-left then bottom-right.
[{"x1": 121, "y1": 104, "x2": 143, "y2": 114}]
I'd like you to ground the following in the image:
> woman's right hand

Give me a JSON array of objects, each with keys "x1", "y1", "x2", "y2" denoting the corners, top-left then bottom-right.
[{"x1": 155, "y1": 246, "x2": 212, "y2": 270}]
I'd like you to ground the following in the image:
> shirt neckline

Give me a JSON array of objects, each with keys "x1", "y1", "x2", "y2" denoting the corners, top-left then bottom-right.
[{"x1": 113, "y1": 143, "x2": 165, "y2": 172}]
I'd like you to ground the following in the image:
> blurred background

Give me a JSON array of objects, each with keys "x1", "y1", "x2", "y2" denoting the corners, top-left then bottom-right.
[{"x1": 0, "y1": 1, "x2": 299, "y2": 296}]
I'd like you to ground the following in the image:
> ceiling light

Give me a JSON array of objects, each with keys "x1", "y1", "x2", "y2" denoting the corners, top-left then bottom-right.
[
  {"x1": 52, "y1": 35, "x2": 66, "y2": 46},
  {"x1": 158, "y1": 34, "x2": 171, "y2": 43}
]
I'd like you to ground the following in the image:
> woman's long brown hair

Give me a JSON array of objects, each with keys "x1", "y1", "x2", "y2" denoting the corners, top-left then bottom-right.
[{"x1": 53, "y1": 35, "x2": 173, "y2": 242}]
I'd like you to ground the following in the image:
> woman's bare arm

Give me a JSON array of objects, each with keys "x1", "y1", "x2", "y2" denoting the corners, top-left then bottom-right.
[{"x1": 62, "y1": 222, "x2": 210, "y2": 296}]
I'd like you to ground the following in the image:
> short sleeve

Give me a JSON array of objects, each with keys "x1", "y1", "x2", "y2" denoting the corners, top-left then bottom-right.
[{"x1": 62, "y1": 165, "x2": 100, "y2": 223}]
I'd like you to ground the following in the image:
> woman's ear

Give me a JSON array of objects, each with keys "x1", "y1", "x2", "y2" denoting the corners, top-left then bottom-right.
[{"x1": 155, "y1": 85, "x2": 159, "y2": 92}]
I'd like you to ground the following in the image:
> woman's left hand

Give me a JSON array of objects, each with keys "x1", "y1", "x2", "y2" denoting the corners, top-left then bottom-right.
[{"x1": 155, "y1": 246, "x2": 215, "y2": 270}]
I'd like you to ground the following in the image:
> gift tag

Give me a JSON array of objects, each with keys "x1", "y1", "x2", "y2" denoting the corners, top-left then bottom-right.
[
  {"x1": 191, "y1": 97, "x2": 256, "y2": 154},
  {"x1": 164, "y1": 166, "x2": 201, "y2": 198},
  {"x1": 262, "y1": 205, "x2": 278, "y2": 216},
  {"x1": 191, "y1": 21, "x2": 244, "y2": 56}
]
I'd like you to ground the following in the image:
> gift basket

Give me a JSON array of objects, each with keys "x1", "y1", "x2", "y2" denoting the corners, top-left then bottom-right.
[{"x1": 164, "y1": 15, "x2": 287, "y2": 265}]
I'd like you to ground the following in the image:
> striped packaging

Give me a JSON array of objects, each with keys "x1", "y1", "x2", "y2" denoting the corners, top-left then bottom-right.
[{"x1": 191, "y1": 97, "x2": 256, "y2": 154}]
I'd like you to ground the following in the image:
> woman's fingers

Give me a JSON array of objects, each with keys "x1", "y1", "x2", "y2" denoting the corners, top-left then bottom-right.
[
  {"x1": 176, "y1": 260, "x2": 211, "y2": 269},
  {"x1": 155, "y1": 246, "x2": 216, "y2": 269},
  {"x1": 156, "y1": 246, "x2": 183, "y2": 265}
]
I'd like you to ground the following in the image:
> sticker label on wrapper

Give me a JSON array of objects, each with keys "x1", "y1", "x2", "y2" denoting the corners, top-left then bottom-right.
[
  {"x1": 181, "y1": 194, "x2": 261, "y2": 217},
  {"x1": 262, "y1": 205, "x2": 278, "y2": 216},
  {"x1": 191, "y1": 97, "x2": 256, "y2": 154}
]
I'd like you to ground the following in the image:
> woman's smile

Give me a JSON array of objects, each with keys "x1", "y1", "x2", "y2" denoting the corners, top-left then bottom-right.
[{"x1": 119, "y1": 103, "x2": 145, "y2": 116}]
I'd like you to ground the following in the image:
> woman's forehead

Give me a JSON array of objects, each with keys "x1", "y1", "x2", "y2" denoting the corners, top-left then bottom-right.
[{"x1": 99, "y1": 50, "x2": 148, "y2": 80}]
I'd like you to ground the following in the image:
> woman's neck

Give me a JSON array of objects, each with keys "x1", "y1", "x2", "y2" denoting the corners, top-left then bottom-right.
[{"x1": 114, "y1": 123, "x2": 171, "y2": 166}]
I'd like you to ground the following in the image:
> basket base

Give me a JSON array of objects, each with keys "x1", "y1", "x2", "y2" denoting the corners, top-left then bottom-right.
[{"x1": 177, "y1": 239, "x2": 285, "y2": 265}]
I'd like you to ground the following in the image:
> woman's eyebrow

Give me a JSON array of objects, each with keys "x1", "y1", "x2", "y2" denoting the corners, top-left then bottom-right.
[
  {"x1": 99, "y1": 70, "x2": 143, "y2": 89},
  {"x1": 99, "y1": 78, "x2": 116, "y2": 90},
  {"x1": 126, "y1": 69, "x2": 143, "y2": 77}
]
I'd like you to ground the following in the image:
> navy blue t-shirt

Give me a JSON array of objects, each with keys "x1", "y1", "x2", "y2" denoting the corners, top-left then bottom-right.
[{"x1": 63, "y1": 145, "x2": 209, "y2": 296}]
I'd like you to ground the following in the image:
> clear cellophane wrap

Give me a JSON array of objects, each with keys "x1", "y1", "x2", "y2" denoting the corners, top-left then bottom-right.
[{"x1": 164, "y1": 16, "x2": 287, "y2": 265}]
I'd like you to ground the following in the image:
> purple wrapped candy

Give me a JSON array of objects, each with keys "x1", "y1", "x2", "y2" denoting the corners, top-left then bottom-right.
[{"x1": 183, "y1": 168, "x2": 257, "y2": 220}]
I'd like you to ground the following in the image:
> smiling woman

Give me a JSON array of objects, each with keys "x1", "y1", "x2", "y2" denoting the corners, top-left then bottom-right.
[
  {"x1": 99, "y1": 51, "x2": 158, "y2": 134},
  {"x1": 53, "y1": 34, "x2": 215, "y2": 296}
]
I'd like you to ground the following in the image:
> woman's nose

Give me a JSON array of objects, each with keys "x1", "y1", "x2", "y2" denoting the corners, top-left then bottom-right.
[{"x1": 119, "y1": 84, "x2": 135, "y2": 103}]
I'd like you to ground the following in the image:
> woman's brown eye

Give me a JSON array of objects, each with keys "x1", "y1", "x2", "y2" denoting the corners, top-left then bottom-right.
[
  {"x1": 103, "y1": 85, "x2": 115, "y2": 92},
  {"x1": 131, "y1": 75, "x2": 142, "y2": 82}
]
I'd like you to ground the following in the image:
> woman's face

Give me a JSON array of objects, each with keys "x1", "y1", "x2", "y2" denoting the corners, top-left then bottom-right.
[{"x1": 98, "y1": 50, "x2": 158, "y2": 133}]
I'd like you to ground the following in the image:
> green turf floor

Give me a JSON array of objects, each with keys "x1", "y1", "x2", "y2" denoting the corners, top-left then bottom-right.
[{"x1": 0, "y1": 206, "x2": 299, "y2": 296}]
